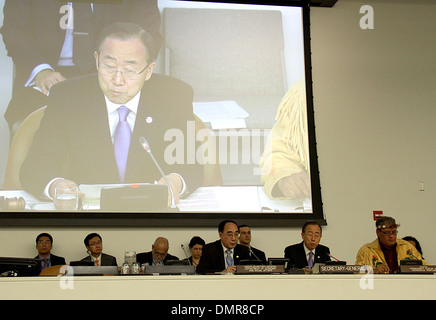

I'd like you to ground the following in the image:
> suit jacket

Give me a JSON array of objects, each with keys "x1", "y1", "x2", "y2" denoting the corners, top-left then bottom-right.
[
  {"x1": 0, "y1": 0, "x2": 162, "y2": 126},
  {"x1": 196, "y1": 240, "x2": 250, "y2": 274},
  {"x1": 20, "y1": 73, "x2": 203, "y2": 197},
  {"x1": 284, "y1": 241, "x2": 331, "y2": 269},
  {"x1": 80, "y1": 253, "x2": 118, "y2": 266},
  {"x1": 35, "y1": 253, "x2": 66, "y2": 267},
  {"x1": 136, "y1": 251, "x2": 179, "y2": 265}
]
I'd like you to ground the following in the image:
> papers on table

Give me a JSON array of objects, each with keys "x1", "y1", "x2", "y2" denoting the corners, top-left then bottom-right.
[{"x1": 193, "y1": 100, "x2": 249, "y2": 129}]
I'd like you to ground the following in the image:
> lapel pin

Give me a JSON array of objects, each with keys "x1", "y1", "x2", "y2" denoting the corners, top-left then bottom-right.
[{"x1": 145, "y1": 116, "x2": 153, "y2": 124}]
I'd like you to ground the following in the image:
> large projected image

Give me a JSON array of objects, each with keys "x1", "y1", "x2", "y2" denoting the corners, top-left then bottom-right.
[{"x1": 0, "y1": 0, "x2": 322, "y2": 226}]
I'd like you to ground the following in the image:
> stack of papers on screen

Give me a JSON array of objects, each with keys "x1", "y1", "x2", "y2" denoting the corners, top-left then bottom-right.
[
  {"x1": 193, "y1": 100, "x2": 249, "y2": 129},
  {"x1": 256, "y1": 187, "x2": 312, "y2": 213}
]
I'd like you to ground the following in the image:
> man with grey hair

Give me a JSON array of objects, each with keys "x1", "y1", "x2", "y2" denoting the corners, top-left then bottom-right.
[{"x1": 355, "y1": 216, "x2": 427, "y2": 273}]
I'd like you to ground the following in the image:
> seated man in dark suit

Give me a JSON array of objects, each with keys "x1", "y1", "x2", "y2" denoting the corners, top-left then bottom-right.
[
  {"x1": 80, "y1": 233, "x2": 117, "y2": 266},
  {"x1": 35, "y1": 233, "x2": 66, "y2": 272},
  {"x1": 284, "y1": 221, "x2": 331, "y2": 270},
  {"x1": 136, "y1": 237, "x2": 179, "y2": 266},
  {"x1": 238, "y1": 224, "x2": 267, "y2": 264},
  {"x1": 19, "y1": 22, "x2": 203, "y2": 206},
  {"x1": 196, "y1": 220, "x2": 250, "y2": 274}
]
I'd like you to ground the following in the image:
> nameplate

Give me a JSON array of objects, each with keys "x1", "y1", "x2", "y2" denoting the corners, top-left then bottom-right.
[
  {"x1": 144, "y1": 265, "x2": 195, "y2": 275},
  {"x1": 236, "y1": 265, "x2": 285, "y2": 274},
  {"x1": 400, "y1": 265, "x2": 436, "y2": 274},
  {"x1": 319, "y1": 265, "x2": 367, "y2": 274},
  {"x1": 68, "y1": 266, "x2": 118, "y2": 276}
]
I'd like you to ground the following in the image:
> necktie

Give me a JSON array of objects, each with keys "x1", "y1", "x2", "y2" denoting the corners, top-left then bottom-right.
[
  {"x1": 308, "y1": 251, "x2": 314, "y2": 269},
  {"x1": 41, "y1": 258, "x2": 49, "y2": 270},
  {"x1": 72, "y1": 3, "x2": 96, "y2": 73},
  {"x1": 114, "y1": 106, "x2": 131, "y2": 183},
  {"x1": 226, "y1": 249, "x2": 233, "y2": 267},
  {"x1": 95, "y1": 258, "x2": 99, "y2": 266}
]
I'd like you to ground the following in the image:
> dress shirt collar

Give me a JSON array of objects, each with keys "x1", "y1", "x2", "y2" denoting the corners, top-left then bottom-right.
[
  {"x1": 105, "y1": 91, "x2": 141, "y2": 115},
  {"x1": 91, "y1": 254, "x2": 102, "y2": 266},
  {"x1": 221, "y1": 243, "x2": 234, "y2": 256},
  {"x1": 153, "y1": 255, "x2": 166, "y2": 266},
  {"x1": 303, "y1": 243, "x2": 315, "y2": 259},
  {"x1": 38, "y1": 254, "x2": 51, "y2": 270},
  {"x1": 105, "y1": 91, "x2": 141, "y2": 139}
]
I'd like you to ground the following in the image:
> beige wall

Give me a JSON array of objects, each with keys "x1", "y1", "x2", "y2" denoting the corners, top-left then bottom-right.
[{"x1": 0, "y1": 0, "x2": 435, "y2": 268}]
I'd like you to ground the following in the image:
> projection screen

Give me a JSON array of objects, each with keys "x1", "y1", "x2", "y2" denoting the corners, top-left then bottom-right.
[{"x1": 0, "y1": 0, "x2": 324, "y2": 227}]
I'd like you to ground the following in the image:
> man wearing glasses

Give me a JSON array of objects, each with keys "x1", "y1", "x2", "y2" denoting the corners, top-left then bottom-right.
[
  {"x1": 80, "y1": 233, "x2": 117, "y2": 266},
  {"x1": 1, "y1": 0, "x2": 163, "y2": 139},
  {"x1": 20, "y1": 22, "x2": 203, "y2": 204},
  {"x1": 355, "y1": 216, "x2": 427, "y2": 274},
  {"x1": 35, "y1": 233, "x2": 66, "y2": 272},
  {"x1": 196, "y1": 220, "x2": 250, "y2": 274},
  {"x1": 284, "y1": 221, "x2": 331, "y2": 271}
]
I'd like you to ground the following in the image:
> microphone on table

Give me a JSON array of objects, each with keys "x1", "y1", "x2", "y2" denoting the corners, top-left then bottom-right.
[
  {"x1": 249, "y1": 247, "x2": 261, "y2": 263},
  {"x1": 181, "y1": 244, "x2": 191, "y2": 265},
  {"x1": 328, "y1": 254, "x2": 341, "y2": 262},
  {"x1": 138, "y1": 136, "x2": 177, "y2": 209}
]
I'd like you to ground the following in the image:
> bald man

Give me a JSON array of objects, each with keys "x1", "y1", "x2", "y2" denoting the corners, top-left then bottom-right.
[{"x1": 136, "y1": 237, "x2": 179, "y2": 266}]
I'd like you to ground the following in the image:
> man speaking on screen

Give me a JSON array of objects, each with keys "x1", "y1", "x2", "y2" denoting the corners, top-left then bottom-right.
[{"x1": 20, "y1": 22, "x2": 203, "y2": 205}]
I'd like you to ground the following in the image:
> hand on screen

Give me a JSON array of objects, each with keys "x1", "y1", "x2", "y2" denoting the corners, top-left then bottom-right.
[
  {"x1": 48, "y1": 179, "x2": 77, "y2": 199},
  {"x1": 35, "y1": 69, "x2": 67, "y2": 95},
  {"x1": 278, "y1": 171, "x2": 311, "y2": 200},
  {"x1": 48, "y1": 178, "x2": 83, "y2": 198}
]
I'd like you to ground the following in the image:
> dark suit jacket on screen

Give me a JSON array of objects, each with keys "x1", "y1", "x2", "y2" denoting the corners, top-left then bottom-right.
[
  {"x1": 136, "y1": 251, "x2": 179, "y2": 265},
  {"x1": 284, "y1": 241, "x2": 331, "y2": 269},
  {"x1": 196, "y1": 240, "x2": 250, "y2": 274},
  {"x1": 20, "y1": 73, "x2": 203, "y2": 197}
]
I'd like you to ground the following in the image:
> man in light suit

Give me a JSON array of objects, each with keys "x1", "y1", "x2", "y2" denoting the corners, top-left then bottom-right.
[
  {"x1": 284, "y1": 221, "x2": 331, "y2": 270},
  {"x1": 20, "y1": 22, "x2": 203, "y2": 203},
  {"x1": 80, "y1": 233, "x2": 117, "y2": 266},
  {"x1": 0, "y1": 0, "x2": 163, "y2": 137},
  {"x1": 196, "y1": 220, "x2": 250, "y2": 274}
]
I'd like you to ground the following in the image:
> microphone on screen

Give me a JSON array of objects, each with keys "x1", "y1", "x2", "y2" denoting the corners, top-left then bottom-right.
[
  {"x1": 139, "y1": 136, "x2": 177, "y2": 209},
  {"x1": 181, "y1": 244, "x2": 191, "y2": 265}
]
